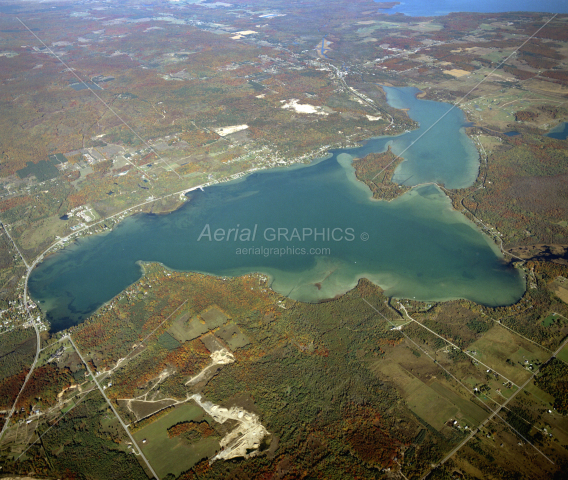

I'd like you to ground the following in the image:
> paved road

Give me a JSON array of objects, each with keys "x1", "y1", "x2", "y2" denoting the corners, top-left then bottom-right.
[
  {"x1": 0, "y1": 224, "x2": 40, "y2": 442},
  {"x1": 66, "y1": 335, "x2": 159, "y2": 479},
  {"x1": 2, "y1": 223, "x2": 29, "y2": 269},
  {"x1": 394, "y1": 302, "x2": 563, "y2": 480},
  {"x1": 0, "y1": 174, "x2": 233, "y2": 447},
  {"x1": 424, "y1": 335, "x2": 568, "y2": 478},
  {"x1": 398, "y1": 304, "x2": 519, "y2": 387}
]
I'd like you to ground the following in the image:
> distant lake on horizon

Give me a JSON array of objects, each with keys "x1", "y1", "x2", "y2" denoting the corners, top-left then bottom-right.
[
  {"x1": 375, "y1": 0, "x2": 568, "y2": 16},
  {"x1": 28, "y1": 87, "x2": 526, "y2": 332}
]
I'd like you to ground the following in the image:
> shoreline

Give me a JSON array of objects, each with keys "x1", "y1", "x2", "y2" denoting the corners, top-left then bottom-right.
[
  {"x1": 26, "y1": 87, "x2": 524, "y2": 333},
  {"x1": 52, "y1": 256, "x2": 524, "y2": 334}
]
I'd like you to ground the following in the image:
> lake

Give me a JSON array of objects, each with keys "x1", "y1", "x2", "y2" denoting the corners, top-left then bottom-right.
[
  {"x1": 352, "y1": 86, "x2": 479, "y2": 189},
  {"x1": 29, "y1": 87, "x2": 525, "y2": 332},
  {"x1": 375, "y1": 0, "x2": 568, "y2": 16},
  {"x1": 546, "y1": 122, "x2": 568, "y2": 140}
]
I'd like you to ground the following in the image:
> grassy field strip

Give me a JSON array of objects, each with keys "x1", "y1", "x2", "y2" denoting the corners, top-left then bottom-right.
[
  {"x1": 398, "y1": 304, "x2": 521, "y2": 388},
  {"x1": 428, "y1": 382, "x2": 487, "y2": 426},
  {"x1": 436, "y1": 334, "x2": 568, "y2": 471},
  {"x1": 401, "y1": 377, "x2": 459, "y2": 430},
  {"x1": 483, "y1": 311, "x2": 553, "y2": 353},
  {"x1": 14, "y1": 385, "x2": 98, "y2": 462},
  {"x1": 65, "y1": 334, "x2": 159, "y2": 479},
  {"x1": 2, "y1": 223, "x2": 29, "y2": 268},
  {"x1": 102, "y1": 300, "x2": 188, "y2": 381},
  {"x1": 362, "y1": 298, "x2": 555, "y2": 479},
  {"x1": 556, "y1": 343, "x2": 568, "y2": 364},
  {"x1": 466, "y1": 327, "x2": 549, "y2": 385},
  {"x1": 129, "y1": 375, "x2": 269, "y2": 476},
  {"x1": 132, "y1": 402, "x2": 220, "y2": 478},
  {"x1": 400, "y1": 304, "x2": 557, "y2": 432}
]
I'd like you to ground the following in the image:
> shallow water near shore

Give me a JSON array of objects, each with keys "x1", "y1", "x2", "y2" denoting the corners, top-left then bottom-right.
[{"x1": 29, "y1": 88, "x2": 525, "y2": 332}]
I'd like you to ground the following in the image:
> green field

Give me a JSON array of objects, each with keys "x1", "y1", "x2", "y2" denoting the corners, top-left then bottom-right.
[
  {"x1": 403, "y1": 378, "x2": 458, "y2": 431},
  {"x1": 525, "y1": 382, "x2": 555, "y2": 405},
  {"x1": 158, "y1": 332, "x2": 181, "y2": 350},
  {"x1": 132, "y1": 401, "x2": 220, "y2": 478},
  {"x1": 168, "y1": 312, "x2": 209, "y2": 342},
  {"x1": 466, "y1": 326, "x2": 550, "y2": 385},
  {"x1": 60, "y1": 401, "x2": 76, "y2": 414},
  {"x1": 168, "y1": 306, "x2": 230, "y2": 343},
  {"x1": 130, "y1": 399, "x2": 178, "y2": 420},
  {"x1": 217, "y1": 322, "x2": 250, "y2": 350},
  {"x1": 517, "y1": 382, "x2": 568, "y2": 447},
  {"x1": 542, "y1": 313, "x2": 560, "y2": 327},
  {"x1": 167, "y1": 313, "x2": 194, "y2": 342},
  {"x1": 556, "y1": 343, "x2": 568, "y2": 363},
  {"x1": 429, "y1": 382, "x2": 488, "y2": 427},
  {"x1": 200, "y1": 306, "x2": 229, "y2": 329}
]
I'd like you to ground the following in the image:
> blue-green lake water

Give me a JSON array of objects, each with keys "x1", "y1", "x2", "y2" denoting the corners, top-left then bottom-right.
[
  {"x1": 546, "y1": 122, "x2": 568, "y2": 140},
  {"x1": 29, "y1": 87, "x2": 525, "y2": 332},
  {"x1": 364, "y1": 86, "x2": 479, "y2": 189},
  {"x1": 374, "y1": 0, "x2": 568, "y2": 16}
]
